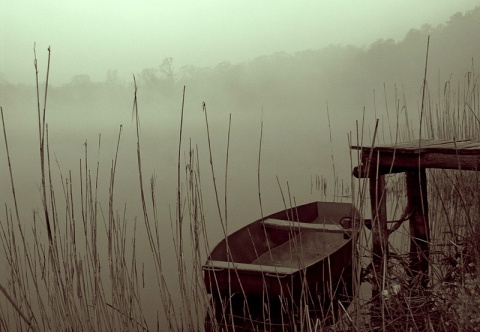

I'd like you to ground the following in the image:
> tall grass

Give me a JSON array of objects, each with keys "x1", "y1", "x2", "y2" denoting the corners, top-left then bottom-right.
[
  {"x1": 0, "y1": 45, "x2": 479, "y2": 331},
  {"x1": 347, "y1": 59, "x2": 480, "y2": 331},
  {"x1": 0, "y1": 49, "x2": 146, "y2": 330}
]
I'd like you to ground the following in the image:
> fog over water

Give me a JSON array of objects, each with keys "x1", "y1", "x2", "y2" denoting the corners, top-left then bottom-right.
[
  {"x1": 1, "y1": 1, "x2": 479, "y2": 84},
  {"x1": 1, "y1": 2, "x2": 480, "y2": 329}
]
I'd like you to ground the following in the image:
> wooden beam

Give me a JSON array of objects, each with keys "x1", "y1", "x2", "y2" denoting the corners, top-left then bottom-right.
[
  {"x1": 406, "y1": 169, "x2": 430, "y2": 288},
  {"x1": 203, "y1": 260, "x2": 297, "y2": 275},
  {"x1": 362, "y1": 152, "x2": 480, "y2": 172},
  {"x1": 353, "y1": 164, "x2": 405, "y2": 178},
  {"x1": 262, "y1": 218, "x2": 351, "y2": 234},
  {"x1": 369, "y1": 174, "x2": 388, "y2": 314},
  {"x1": 351, "y1": 138, "x2": 476, "y2": 154}
]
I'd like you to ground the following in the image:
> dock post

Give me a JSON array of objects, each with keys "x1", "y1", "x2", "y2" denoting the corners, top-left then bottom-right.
[
  {"x1": 406, "y1": 169, "x2": 430, "y2": 288},
  {"x1": 369, "y1": 174, "x2": 388, "y2": 318}
]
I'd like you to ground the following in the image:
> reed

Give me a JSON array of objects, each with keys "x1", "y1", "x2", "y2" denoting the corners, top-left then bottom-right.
[
  {"x1": 345, "y1": 56, "x2": 480, "y2": 331},
  {"x1": 0, "y1": 47, "x2": 147, "y2": 331},
  {"x1": 1, "y1": 44, "x2": 479, "y2": 331}
]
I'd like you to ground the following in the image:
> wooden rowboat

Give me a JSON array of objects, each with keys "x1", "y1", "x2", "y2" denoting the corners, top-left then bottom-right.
[{"x1": 203, "y1": 201, "x2": 360, "y2": 329}]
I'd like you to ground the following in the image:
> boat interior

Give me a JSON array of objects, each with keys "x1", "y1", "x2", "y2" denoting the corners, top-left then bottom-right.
[{"x1": 205, "y1": 201, "x2": 358, "y2": 273}]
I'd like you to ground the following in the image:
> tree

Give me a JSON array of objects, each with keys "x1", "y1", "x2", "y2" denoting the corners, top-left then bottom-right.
[
  {"x1": 70, "y1": 74, "x2": 92, "y2": 88},
  {"x1": 159, "y1": 57, "x2": 174, "y2": 81},
  {"x1": 105, "y1": 69, "x2": 121, "y2": 86},
  {"x1": 140, "y1": 67, "x2": 159, "y2": 86}
]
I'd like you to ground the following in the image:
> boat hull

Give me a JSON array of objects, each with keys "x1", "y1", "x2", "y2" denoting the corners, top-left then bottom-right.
[
  {"x1": 203, "y1": 201, "x2": 358, "y2": 329},
  {"x1": 204, "y1": 238, "x2": 352, "y2": 301}
]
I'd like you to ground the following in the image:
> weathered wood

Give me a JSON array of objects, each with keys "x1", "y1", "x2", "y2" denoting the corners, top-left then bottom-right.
[
  {"x1": 353, "y1": 152, "x2": 480, "y2": 178},
  {"x1": 353, "y1": 164, "x2": 405, "y2": 178},
  {"x1": 262, "y1": 218, "x2": 351, "y2": 234},
  {"x1": 365, "y1": 139, "x2": 459, "y2": 151},
  {"x1": 351, "y1": 139, "x2": 458, "y2": 326},
  {"x1": 351, "y1": 138, "x2": 477, "y2": 155},
  {"x1": 369, "y1": 175, "x2": 388, "y2": 300},
  {"x1": 406, "y1": 169, "x2": 430, "y2": 288},
  {"x1": 203, "y1": 260, "x2": 297, "y2": 275}
]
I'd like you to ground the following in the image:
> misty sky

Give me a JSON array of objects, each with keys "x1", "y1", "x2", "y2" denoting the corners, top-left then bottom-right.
[{"x1": 1, "y1": 1, "x2": 479, "y2": 84}]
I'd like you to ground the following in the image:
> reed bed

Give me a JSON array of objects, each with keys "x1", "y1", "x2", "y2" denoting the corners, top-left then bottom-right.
[
  {"x1": 346, "y1": 58, "x2": 480, "y2": 331},
  {"x1": 0, "y1": 45, "x2": 479, "y2": 331}
]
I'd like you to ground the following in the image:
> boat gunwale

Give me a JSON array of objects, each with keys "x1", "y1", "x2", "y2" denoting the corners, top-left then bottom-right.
[
  {"x1": 204, "y1": 234, "x2": 352, "y2": 275},
  {"x1": 204, "y1": 201, "x2": 358, "y2": 273}
]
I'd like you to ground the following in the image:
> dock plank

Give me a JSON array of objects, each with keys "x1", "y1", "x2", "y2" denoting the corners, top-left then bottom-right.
[{"x1": 352, "y1": 139, "x2": 479, "y2": 155}]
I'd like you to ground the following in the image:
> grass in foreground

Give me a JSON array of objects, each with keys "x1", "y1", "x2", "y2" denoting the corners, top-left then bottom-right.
[{"x1": 0, "y1": 47, "x2": 480, "y2": 331}]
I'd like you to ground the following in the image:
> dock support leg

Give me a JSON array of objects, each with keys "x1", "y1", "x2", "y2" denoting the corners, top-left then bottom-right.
[
  {"x1": 369, "y1": 174, "x2": 388, "y2": 320},
  {"x1": 406, "y1": 169, "x2": 430, "y2": 288}
]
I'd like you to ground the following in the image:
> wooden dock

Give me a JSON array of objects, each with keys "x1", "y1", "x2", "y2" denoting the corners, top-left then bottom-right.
[
  {"x1": 351, "y1": 138, "x2": 480, "y2": 315},
  {"x1": 353, "y1": 139, "x2": 480, "y2": 177}
]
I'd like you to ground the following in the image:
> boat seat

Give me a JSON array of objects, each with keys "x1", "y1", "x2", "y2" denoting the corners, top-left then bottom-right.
[
  {"x1": 203, "y1": 260, "x2": 298, "y2": 275},
  {"x1": 262, "y1": 218, "x2": 351, "y2": 234}
]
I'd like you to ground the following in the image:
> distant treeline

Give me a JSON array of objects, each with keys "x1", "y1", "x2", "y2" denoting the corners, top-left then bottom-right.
[{"x1": 1, "y1": 6, "x2": 479, "y2": 120}]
